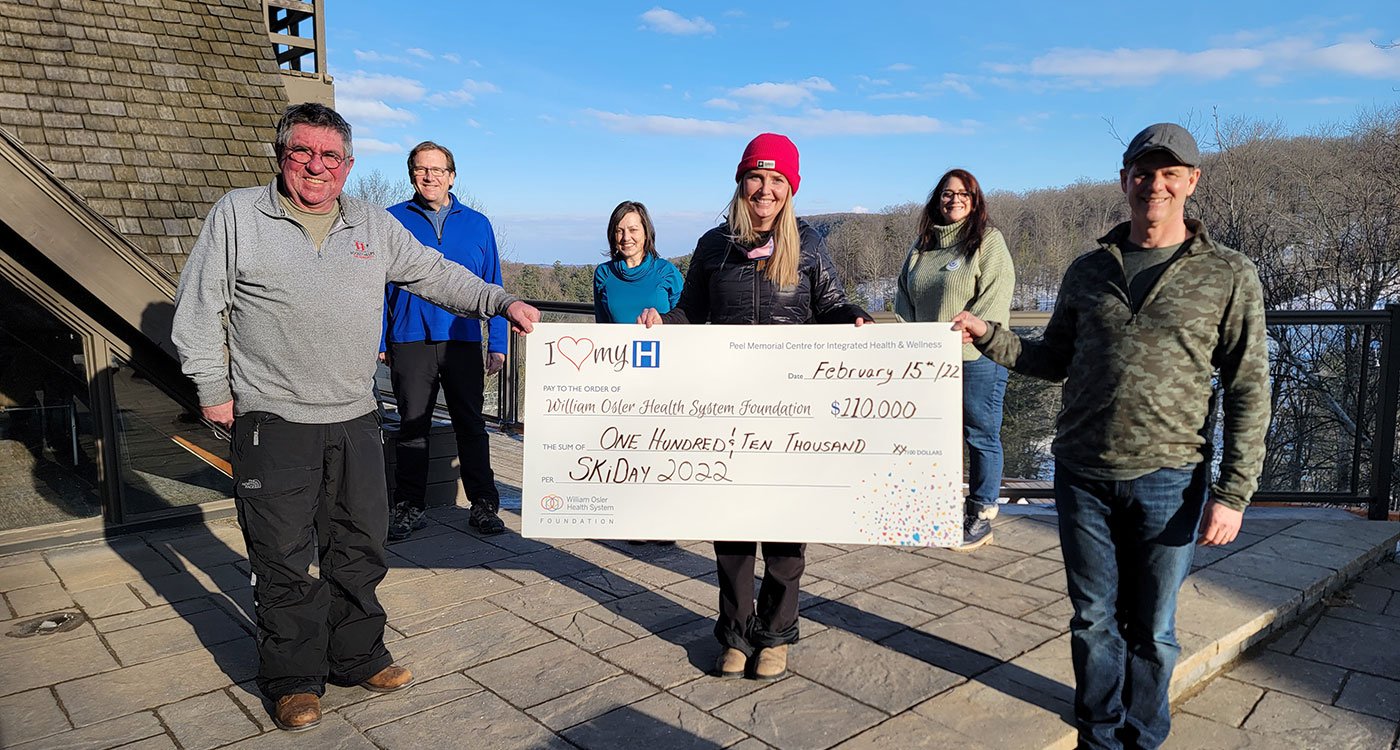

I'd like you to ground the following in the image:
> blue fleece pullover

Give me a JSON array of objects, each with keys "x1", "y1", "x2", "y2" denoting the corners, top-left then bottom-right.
[
  {"x1": 592, "y1": 255, "x2": 684, "y2": 323},
  {"x1": 384, "y1": 193, "x2": 507, "y2": 353}
]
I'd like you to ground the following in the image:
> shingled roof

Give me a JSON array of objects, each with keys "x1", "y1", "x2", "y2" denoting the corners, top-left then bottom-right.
[{"x1": 0, "y1": 0, "x2": 288, "y2": 275}]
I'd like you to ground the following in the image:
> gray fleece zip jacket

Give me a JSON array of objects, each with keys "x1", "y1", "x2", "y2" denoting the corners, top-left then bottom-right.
[{"x1": 172, "y1": 181, "x2": 519, "y2": 424}]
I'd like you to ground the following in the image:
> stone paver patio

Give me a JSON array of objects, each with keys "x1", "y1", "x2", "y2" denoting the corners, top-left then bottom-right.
[
  {"x1": 1170, "y1": 561, "x2": 1400, "y2": 749},
  {"x1": 1, "y1": 434, "x2": 1397, "y2": 749}
]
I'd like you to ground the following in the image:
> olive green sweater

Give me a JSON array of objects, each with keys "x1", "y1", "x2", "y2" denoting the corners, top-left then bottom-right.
[{"x1": 894, "y1": 222, "x2": 1015, "y2": 361}]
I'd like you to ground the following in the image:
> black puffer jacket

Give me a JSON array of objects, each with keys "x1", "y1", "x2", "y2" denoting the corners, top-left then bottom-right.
[{"x1": 663, "y1": 220, "x2": 869, "y2": 325}]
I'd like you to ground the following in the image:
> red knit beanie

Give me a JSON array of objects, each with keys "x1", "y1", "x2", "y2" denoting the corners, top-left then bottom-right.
[{"x1": 735, "y1": 133, "x2": 800, "y2": 195}]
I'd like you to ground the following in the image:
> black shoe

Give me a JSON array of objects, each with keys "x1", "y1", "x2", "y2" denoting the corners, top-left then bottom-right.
[
  {"x1": 388, "y1": 503, "x2": 426, "y2": 542},
  {"x1": 468, "y1": 503, "x2": 506, "y2": 535},
  {"x1": 954, "y1": 507, "x2": 996, "y2": 552}
]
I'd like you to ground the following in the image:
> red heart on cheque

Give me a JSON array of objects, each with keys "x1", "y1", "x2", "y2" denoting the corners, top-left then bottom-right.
[{"x1": 557, "y1": 336, "x2": 594, "y2": 371}]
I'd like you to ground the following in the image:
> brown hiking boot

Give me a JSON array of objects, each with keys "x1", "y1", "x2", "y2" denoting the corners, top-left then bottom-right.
[
  {"x1": 753, "y1": 645, "x2": 788, "y2": 682},
  {"x1": 360, "y1": 664, "x2": 415, "y2": 693},
  {"x1": 715, "y1": 648, "x2": 747, "y2": 679},
  {"x1": 273, "y1": 693, "x2": 321, "y2": 732}
]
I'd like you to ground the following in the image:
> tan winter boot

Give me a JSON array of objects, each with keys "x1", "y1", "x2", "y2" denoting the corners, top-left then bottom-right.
[
  {"x1": 753, "y1": 645, "x2": 788, "y2": 682},
  {"x1": 715, "y1": 648, "x2": 746, "y2": 678}
]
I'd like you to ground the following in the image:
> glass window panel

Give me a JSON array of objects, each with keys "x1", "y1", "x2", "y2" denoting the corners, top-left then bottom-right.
[
  {"x1": 0, "y1": 275, "x2": 101, "y2": 530},
  {"x1": 111, "y1": 357, "x2": 232, "y2": 516}
]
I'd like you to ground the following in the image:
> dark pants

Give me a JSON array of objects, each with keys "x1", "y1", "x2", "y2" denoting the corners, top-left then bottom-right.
[
  {"x1": 963, "y1": 356, "x2": 1008, "y2": 513},
  {"x1": 713, "y1": 541, "x2": 805, "y2": 656},
  {"x1": 1054, "y1": 462, "x2": 1208, "y2": 750},
  {"x1": 388, "y1": 340, "x2": 497, "y2": 511},
  {"x1": 232, "y1": 411, "x2": 393, "y2": 699}
]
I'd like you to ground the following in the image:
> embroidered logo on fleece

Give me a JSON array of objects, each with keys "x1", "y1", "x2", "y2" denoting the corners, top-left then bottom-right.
[
  {"x1": 240, "y1": 478, "x2": 263, "y2": 490},
  {"x1": 351, "y1": 241, "x2": 374, "y2": 260}
]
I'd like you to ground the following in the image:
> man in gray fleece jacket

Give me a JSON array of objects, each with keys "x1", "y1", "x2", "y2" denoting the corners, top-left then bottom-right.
[{"x1": 172, "y1": 103, "x2": 539, "y2": 732}]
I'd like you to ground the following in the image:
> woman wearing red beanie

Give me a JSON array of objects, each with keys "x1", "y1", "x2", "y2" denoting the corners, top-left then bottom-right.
[{"x1": 639, "y1": 133, "x2": 872, "y2": 682}]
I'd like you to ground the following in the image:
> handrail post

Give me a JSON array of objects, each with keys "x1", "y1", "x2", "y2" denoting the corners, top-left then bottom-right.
[
  {"x1": 498, "y1": 329, "x2": 522, "y2": 432},
  {"x1": 1369, "y1": 303, "x2": 1400, "y2": 520}
]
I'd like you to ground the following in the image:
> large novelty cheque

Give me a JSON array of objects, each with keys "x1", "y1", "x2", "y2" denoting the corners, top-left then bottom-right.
[{"x1": 522, "y1": 323, "x2": 964, "y2": 546}]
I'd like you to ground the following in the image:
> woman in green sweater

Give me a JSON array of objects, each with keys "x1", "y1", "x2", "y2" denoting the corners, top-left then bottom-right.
[{"x1": 895, "y1": 168, "x2": 1015, "y2": 551}]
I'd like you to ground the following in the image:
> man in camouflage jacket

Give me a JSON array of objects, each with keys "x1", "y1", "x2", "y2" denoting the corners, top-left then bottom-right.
[{"x1": 953, "y1": 123, "x2": 1270, "y2": 750}]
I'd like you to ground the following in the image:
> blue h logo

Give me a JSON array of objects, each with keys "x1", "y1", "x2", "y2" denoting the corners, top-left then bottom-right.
[{"x1": 632, "y1": 340, "x2": 661, "y2": 368}]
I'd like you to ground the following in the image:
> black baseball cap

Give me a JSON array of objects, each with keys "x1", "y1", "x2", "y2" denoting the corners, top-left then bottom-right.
[{"x1": 1122, "y1": 123, "x2": 1201, "y2": 168}]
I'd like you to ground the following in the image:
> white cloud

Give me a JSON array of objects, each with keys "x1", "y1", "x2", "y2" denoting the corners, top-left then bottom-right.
[
  {"x1": 463, "y1": 79, "x2": 501, "y2": 93},
  {"x1": 352, "y1": 137, "x2": 406, "y2": 155},
  {"x1": 337, "y1": 98, "x2": 417, "y2": 124},
  {"x1": 729, "y1": 77, "x2": 835, "y2": 107},
  {"x1": 851, "y1": 206, "x2": 870, "y2": 214},
  {"x1": 465, "y1": 118, "x2": 482, "y2": 128},
  {"x1": 586, "y1": 107, "x2": 957, "y2": 137},
  {"x1": 1028, "y1": 46, "x2": 1265, "y2": 83},
  {"x1": 425, "y1": 79, "x2": 502, "y2": 107},
  {"x1": 639, "y1": 7, "x2": 715, "y2": 35},
  {"x1": 868, "y1": 90, "x2": 925, "y2": 100},
  {"x1": 869, "y1": 74, "x2": 974, "y2": 100},
  {"x1": 406, "y1": 48, "x2": 434, "y2": 60},
  {"x1": 934, "y1": 74, "x2": 974, "y2": 96},
  {"x1": 1011, "y1": 35, "x2": 1400, "y2": 86},
  {"x1": 799, "y1": 109, "x2": 958, "y2": 136},
  {"x1": 886, "y1": 62, "x2": 914, "y2": 72},
  {"x1": 705, "y1": 97, "x2": 740, "y2": 110},
  {"x1": 1308, "y1": 39, "x2": 1400, "y2": 76},
  {"x1": 773, "y1": 19, "x2": 790, "y2": 30},
  {"x1": 352, "y1": 49, "x2": 410, "y2": 65},
  {"x1": 856, "y1": 75, "x2": 891, "y2": 87},
  {"x1": 442, "y1": 53, "x2": 462, "y2": 64},
  {"x1": 1015, "y1": 112, "x2": 1051, "y2": 131},
  {"x1": 337, "y1": 71, "x2": 426, "y2": 102},
  {"x1": 588, "y1": 111, "x2": 743, "y2": 137}
]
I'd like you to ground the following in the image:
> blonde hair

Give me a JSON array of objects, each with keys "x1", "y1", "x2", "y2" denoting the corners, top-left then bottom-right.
[{"x1": 726, "y1": 178, "x2": 800, "y2": 289}]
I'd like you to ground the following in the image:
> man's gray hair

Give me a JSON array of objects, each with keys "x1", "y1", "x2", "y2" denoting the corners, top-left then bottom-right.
[{"x1": 274, "y1": 103, "x2": 353, "y2": 157}]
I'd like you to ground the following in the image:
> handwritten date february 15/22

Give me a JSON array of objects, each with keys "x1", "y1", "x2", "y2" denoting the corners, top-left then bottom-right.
[{"x1": 803, "y1": 360, "x2": 959, "y2": 386}]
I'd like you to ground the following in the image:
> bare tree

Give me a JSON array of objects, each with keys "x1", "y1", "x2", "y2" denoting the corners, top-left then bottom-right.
[{"x1": 347, "y1": 169, "x2": 409, "y2": 208}]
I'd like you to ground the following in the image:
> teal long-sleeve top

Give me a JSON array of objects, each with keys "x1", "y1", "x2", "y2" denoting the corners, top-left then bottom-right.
[{"x1": 592, "y1": 255, "x2": 684, "y2": 323}]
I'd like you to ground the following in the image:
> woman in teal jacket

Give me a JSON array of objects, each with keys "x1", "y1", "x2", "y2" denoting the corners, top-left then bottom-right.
[
  {"x1": 593, "y1": 200, "x2": 682, "y2": 549},
  {"x1": 593, "y1": 201, "x2": 683, "y2": 323}
]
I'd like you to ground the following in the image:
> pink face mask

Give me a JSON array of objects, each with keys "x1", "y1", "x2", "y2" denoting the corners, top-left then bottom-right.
[{"x1": 744, "y1": 236, "x2": 775, "y2": 260}]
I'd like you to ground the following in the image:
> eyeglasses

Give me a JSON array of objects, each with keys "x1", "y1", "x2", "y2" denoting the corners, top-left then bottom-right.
[
  {"x1": 284, "y1": 147, "x2": 346, "y2": 170},
  {"x1": 411, "y1": 166, "x2": 451, "y2": 177},
  {"x1": 940, "y1": 190, "x2": 973, "y2": 202}
]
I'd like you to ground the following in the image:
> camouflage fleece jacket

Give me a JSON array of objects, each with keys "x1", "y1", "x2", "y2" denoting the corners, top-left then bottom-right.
[{"x1": 976, "y1": 220, "x2": 1270, "y2": 510}]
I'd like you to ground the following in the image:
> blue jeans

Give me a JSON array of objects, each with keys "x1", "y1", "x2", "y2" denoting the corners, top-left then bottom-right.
[
  {"x1": 1054, "y1": 462, "x2": 1208, "y2": 750},
  {"x1": 963, "y1": 356, "x2": 1008, "y2": 513}
]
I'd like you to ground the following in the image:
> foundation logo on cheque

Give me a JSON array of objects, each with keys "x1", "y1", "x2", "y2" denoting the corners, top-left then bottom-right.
[{"x1": 539, "y1": 494, "x2": 564, "y2": 512}]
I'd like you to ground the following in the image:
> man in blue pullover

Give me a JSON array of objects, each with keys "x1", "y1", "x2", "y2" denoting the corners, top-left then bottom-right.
[{"x1": 384, "y1": 141, "x2": 509, "y2": 539}]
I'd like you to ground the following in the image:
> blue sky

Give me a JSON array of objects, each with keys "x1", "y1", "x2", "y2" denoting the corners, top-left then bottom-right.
[{"x1": 327, "y1": 2, "x2": 1399, "y2": 265}]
